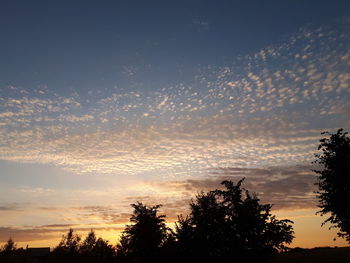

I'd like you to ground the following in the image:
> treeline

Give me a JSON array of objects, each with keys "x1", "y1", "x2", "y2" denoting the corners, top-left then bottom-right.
[
  {"x1": 0, "y1": 179, "x2": 294, "y2": 263},
  {"x1": 2, "y1": 128, "x2": 349, "y2": 262}
]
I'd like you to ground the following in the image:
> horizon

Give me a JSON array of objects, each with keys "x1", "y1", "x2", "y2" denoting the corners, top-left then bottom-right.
[{"x1": 1, "y1": 0, "x2": 350, "y2": 249}]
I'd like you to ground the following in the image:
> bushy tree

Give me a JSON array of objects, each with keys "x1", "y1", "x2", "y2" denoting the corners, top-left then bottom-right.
[
  {"x1": 116, "y1": 202, "x2": 172, "y2": 262},
  {"x1": 51, "y1": 228, "x2": 81, "y2": 262},
  {"x1": 56, "y1": 228, "x2": 81, "y2": 253},
  {"x1": 314, "y1": 128, "x2": 350, "y2": 242},
  {"x1": 91, "y1": 237, "x2": 115, "y2": 261},
  {"x1": 175, "y1": 179, "x2": 294, "y2": 261},
  {"x1": 80, "y1": 229, "x2": 97, "y2": 253},
  {"x1": 80, "y1": 230, "x2": 115, "y2": 263},
  {"x1": 0, "y1": 238, "x2": 25, "y2": 263},
  {"x1": 1, "y1": 238, "x2": 16, "y2": 254},
  {"x1": 50, "y1": 229, "x2": 115, "y2": 263},
  {"x1": 175, "y1": 191, "x2": 227, "y2": 260}
]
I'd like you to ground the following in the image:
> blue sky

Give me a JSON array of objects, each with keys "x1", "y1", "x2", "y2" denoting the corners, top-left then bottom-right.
[
  {"x1": 1, "y1": 0, "x2": 349, "y2": 92},
  {"x1": 0, "y1": 0, "x2": 350, "y2": 248}
]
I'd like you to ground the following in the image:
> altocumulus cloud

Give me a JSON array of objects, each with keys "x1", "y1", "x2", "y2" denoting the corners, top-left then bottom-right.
[{"x1": 0, "y1": 21, "x2": 349, "y2": 178}]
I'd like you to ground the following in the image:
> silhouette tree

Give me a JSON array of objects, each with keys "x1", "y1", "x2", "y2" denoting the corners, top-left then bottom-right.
[
  {"x1": 52, "y1": 228, "x2": 81, "y2": 262},
  {"x1": 80, "y1": 230, "x2": 115, "y2": 263},
  {"x1": 314, "y1": 128, "x2": 350, "y2": 242},
  {"x1": 217, "y1": 180, "x2": 294, "y2": 253},
  {"x1": 0, "y1": 238, "x2": 21, "y2": 263},
  {"x1": 91, "y1": 237, "x2": 115, "y2": 262},
  {"x1": 1, "y1": 238, "x2": 16, "y2": 253},
  {"x1": 175, "y1": 179, "x2": 294, "y2": 261},
  {"x1": 176, "y1": 191, "x2": 227, "y2": 260},
  {"x1": 56, "y1": 228, "x2": 81, "y2": 253},
  {"x1": 80, "y1": 229, "x2": 97, "y2": 254},
  {"x1": 116, "y1": 202, "x2": 172, "y2": 262}
]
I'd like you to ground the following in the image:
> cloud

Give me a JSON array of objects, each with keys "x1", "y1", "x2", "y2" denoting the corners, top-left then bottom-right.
[
  {"x1": 18, "y1": 187, "x2": 55, "y2": 195},
  {"x1": 0, "y1": 20, "x2": 349, "y2": 178},
  {"x1": 0, "y1": 224, "x2": 125, "y2": 242},
  {"x1": 0, "y1": 203, "x2": 21, "y2": 211},
  {"x1": 74, "y1": 206, "x2": 131, "y2": 224},
  {"x1": 144, "y1": 164, "x2": 318, "y2": 212},
  {"x1": 210, "y1": 165, "x2": 317, "y2": 209},
  {"x1": 0, "y1": 227, "x2": 58, "y2": 242},
  {"x1": 0, "y1": 165, "x2": 321, "y2": 243},
  {"x1": 192, "y1": 19, "x2": 209, "y2": 31}
]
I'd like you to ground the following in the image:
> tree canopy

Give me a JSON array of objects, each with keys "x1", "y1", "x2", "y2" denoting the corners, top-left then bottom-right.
[
  {"x1": 0, "y1": 180, "x2": 295, "y2": 263},
  {"x1": 175, "y1": 179, "x2": 294, "y2": 261},
  {"x1": 116, "y1": 202, "x2": 172, "y2": 262},
  {"x1": 314, "y1": 128, "x2": 350, "y2": 242},
  {"x1": 51, "y1": 228, "x2": 114, "y2": 263}
]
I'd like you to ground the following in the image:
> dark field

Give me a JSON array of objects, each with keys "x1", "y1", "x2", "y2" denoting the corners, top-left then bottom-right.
[{"x1": 267, "y1": 247, "x2": 350, "y2": 263}]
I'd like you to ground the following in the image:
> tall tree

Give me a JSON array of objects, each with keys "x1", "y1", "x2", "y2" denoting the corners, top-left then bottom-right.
[
  {"x1": 80, "y1": 230, "x2": 115, "y2": 263},
  {"x1": 80, "y1": 229, "x2": 97, "y2": 254},
  {"x1": 51, "y1": 228, "x2": 82, "y2": 263},
  {"x1": 1, "y1": 238, "x2": 16, "y2": 253},
  {"x1": 314, "y1": 128, "x2": 350, "y2": 242},
  {"x1": 56, "y1": 228, "x2": 81, "y2": 253},
  {"x1": 175, "y1": 179, "x2": 294, "y2": 261},
  {"x1": 0, "y1": 238, "x2": 22, "y2": 263},
  {"x1": 91, "y1": 237, "x2": 115, "y2": 261},
  {"x1": 117, "y1": 202, "x2": 172, "y2": 262}
]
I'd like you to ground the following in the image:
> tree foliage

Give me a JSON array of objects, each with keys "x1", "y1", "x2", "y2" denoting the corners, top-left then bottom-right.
[
  {"x1": 50, "y1": 229, "x2": 114, "y2": 263},
  {"x1": 0, "y1": 181, "x2": 296, "y2": 262},
  {"x1": 1, "y1": 238, "x2": 16, "y2": 253},
  {"x1": 80, "y1": 229, "x2": 97, "y2": 253},
  {"x1": 55, "y1": 228, "x2": 81, "y2": 254},
  {"x1": 175, "y1": 179, "x2": 294, "y2": 261},
  {"x1": 0, "y1": 238, "x2": 26, "y2": 263},
  {"x1": 80, "y1": 230, "x2": 115, "y2": 263},
  {"x1": 116, "y1": 202, "x2": 172, "y2": 262},
  {"x1": 314, "y1": 128, "x2": 350, "y2": 242}
]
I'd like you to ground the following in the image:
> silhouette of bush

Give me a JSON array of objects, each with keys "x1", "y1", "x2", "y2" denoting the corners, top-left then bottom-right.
[{"x1": 314, "y1": 128, "x2": 350, "y2": 242}]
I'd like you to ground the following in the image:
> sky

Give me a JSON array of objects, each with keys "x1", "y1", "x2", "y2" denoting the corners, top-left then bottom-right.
[{"x1": 1, "y1": 0, "x2": 350, "y2": 248}]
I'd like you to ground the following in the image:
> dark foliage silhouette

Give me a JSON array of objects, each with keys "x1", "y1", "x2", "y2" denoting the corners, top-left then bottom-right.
[
  {"x1": 2, "y1": 237, "x2": 16, "y2": 253},
  {"x1": 0, "y1": 180, "x2": 295, "y2": 263},
  {"x1": 80, "y1": 230, "x2": 115, "y2": 263},
  {"x1": 80, "y1": 229, "x2": 97, "y2": 253},
  {"x1": 314, "y1": 128, "x2": 350, "y2": 242},
  {"x1": 116, "y1": 202, "x2": 173, "y2": 262},
  {"x1": 0, "y1": 238, "x2": 26, "y2": 263},
  {"x1": 51, "y1": 228, "x2": 81, "y2": 262},
  {"x1": 175, "y1": 179, "x2": 294, "y2": 262},
  {"x1": 49, "y1": 228, "x2": 115, "y2": 263},
  {"x1": 58, "y1": 228, "x2": 81, "y2": 251}
]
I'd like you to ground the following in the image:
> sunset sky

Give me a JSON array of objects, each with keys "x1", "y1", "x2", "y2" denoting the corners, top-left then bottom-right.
[{"x1": 1, "y1": 0, "x2": 350, "y2": 249}]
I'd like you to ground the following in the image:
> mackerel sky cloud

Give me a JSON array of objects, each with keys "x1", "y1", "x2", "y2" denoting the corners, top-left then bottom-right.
[
  {"x1": 1, "y1": 21, "x2": 349, "y2": 177},
  {"x1": 0, "y1": 0, "x2": 349, "y2": 248}
]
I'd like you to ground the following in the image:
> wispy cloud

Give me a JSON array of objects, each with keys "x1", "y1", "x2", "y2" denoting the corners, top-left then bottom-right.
[
  {"x1": 138, "y1": 164, "x2": 318, "y2": 213},
  {"x1": 192, "y1": 18, "x2": 209, "y2": 31},
  {"x1": 0, "y1": 224, "x2": 124, "y2": 242},
  {"x1": 0, "y1": 203, "x2": 22, "y2": 211}
]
